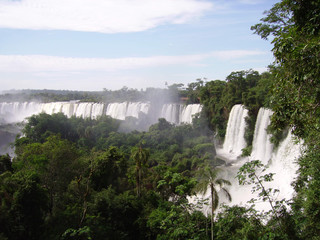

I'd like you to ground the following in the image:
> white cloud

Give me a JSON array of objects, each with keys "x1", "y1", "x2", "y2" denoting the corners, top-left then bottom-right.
[
  {"x1": 0, "y1": 0, "x2": 213, "y2": 33},
  {"x1": 0, "y1": 51, "x2": 267, "y2": 73}
]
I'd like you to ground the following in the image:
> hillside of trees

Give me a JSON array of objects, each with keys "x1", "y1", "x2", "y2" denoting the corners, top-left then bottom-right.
[{"x1": 1, "y1": 0, "x2": 320, "y2": 239}]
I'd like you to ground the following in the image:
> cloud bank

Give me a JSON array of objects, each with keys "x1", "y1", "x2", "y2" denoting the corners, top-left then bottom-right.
[
  {"x1": 0, "y1": 51, "x2": 267, "y2": 73},
  {"x1": 0, "y1": 0, "x2": 213, "y2": 33}
]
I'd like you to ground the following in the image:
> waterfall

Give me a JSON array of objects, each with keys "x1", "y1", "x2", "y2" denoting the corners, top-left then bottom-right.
[
  {"x1": 40, "y1": 102, "x2": 105, "y2": 119},
  {"x1": 41, "y1": 102, "x2": 63, "y2": 115},
  {"x1": 210, "y1": 129, "x2": 302, "y2": 213},
  {"x1": 160, "y1": 103, "x2": 202, "y2": 124},
  {"x1": 250, "y1": 108, "x2": 274, "y2": 165},
  {"x1": 126, "y1": 102, "x2": 150, "y2": 118},
  {"x1": 213, "y1": 105, "x2": 303, "y2": 212},
  {"x1": 218, "y1": 104, "x2": 248, "y2": 160},
  {"x1": 0, "y1": 102, "x2": 42, "y2": 123},
  {"x1": 0, "y1": 101, "x2": 201, "y2": 126},
  {"x1": 268, "y1": 131, "x2": 302, "y2": 199},
  {"x1": 180, "y1": 104, "x2": 202, "y2": 124},
  {"x1": 91, "y1": 103, "x2": 105, "y2": 119},
  {"x1": 105, "y1": 102, "x2": 150, "y2": 120},
  {"x1": 160, "y1": 104, "x2": 181, "y2": 124},
  {"x1": 0, "y1": 101, "x2": 106, "y2": 123},
  {"x1": 60, "y1": 102, "x2": 75, "y2": 118},
  {"x1": 74, "y1": 103, "x2": 93, "y2": 118}
]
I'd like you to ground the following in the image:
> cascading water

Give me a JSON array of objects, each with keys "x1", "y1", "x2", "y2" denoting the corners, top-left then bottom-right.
[
  {"x1": 0, "y1": 101, "x2": 106, "y2": 123},
  {"x1": 159, "y1": 103, "x2": 202, "y2": 124},
  {"x1": 91, "y1": 103, "x2": 105, "y2": 119},
  {"x1": 213, "y1": 105, "x2": 303, "y2": 212},
  {"x1": 74, "y1": 103, "x2": 93, "y2": 118},
  {"x1": 0, "y1": 101, "x2": 201, "y2": 124},
  {"x1": 126, "y1": 102, "x2": 150, "y2": 119},
  {"x1": 105, "y1": 102, "x2": 150, "y2": 120},
  {"x1": 160, "y1": 104, "x2": 181, "y2": 124},
  {"x1": 218, "y1": 104, "x2": 248, "y2": 160},
  {"x1": 180, "y1": 104, "x2": 202, "y2": 124},
  {"x1": 268, "y1": 131, "x2": 302, "y2": 199},
  {"x1": 250, "y1": 108, "x2": 274, "y2": 165},
  {"x1": 0, "y1": 102, "x2": 42, "y2": 123}
]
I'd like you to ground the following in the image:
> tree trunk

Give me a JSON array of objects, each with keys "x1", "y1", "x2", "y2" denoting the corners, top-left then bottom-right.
[{"x1": 211, "y1": 184, "x2": 214, "y2": 240}]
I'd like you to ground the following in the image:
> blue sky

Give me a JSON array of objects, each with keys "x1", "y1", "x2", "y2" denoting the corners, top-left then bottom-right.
[{"x1": 0, "y1": 0, "x2": 278, "y2": 91}]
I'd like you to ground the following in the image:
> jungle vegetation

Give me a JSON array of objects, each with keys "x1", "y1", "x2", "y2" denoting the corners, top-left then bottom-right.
[{"x1": 1, "y1": 0, "x2": 320, "y2": 239}]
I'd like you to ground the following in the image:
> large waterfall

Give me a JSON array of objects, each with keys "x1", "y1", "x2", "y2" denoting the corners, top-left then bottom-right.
[
  {"x1": 0, "y1": 101, "x2": 201, "y2": 125},
  {"x1": 41, "y1": 102, "x2": 105, "y2": 119},
  {"x1": 250, "y1": 108, "x2": 274, "y2": 165},
  {"x1": 218, "y1": 104, "x2": 248, "y2": 160},
  {"x1": 214, "y1": 105, "x2": 302, "y2": 212}
]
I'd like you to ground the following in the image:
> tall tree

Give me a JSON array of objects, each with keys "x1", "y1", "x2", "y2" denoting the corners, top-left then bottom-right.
[
  {"x1": 195, "y1": 167, "x2": 231, "y2": 240},
  {"x1": 131, "y1": 145, "x2": 149, "y2": 197},
  {"x1": 252, "y1": 0, "x2": 320, "y2": 237}
]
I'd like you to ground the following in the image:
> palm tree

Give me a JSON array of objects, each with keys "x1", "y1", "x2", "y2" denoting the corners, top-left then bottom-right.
[
  {"x1": 131, "y1": 145, "x2": 149, "y2": 197},
  {"x1": 195, "y1": 167, "x2": 231, "y2": 240}
]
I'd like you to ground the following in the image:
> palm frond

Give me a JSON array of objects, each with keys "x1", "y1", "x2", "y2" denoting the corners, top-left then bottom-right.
[
  {"x1": 194, "y1": 180, "x2": 209, "y2": 195},
  {"x1": 221, "y1": 187, "x2": 232, "y2": 202},
  {"x1": 215, "y1": 178, "x2": 231, "y2": 187}
]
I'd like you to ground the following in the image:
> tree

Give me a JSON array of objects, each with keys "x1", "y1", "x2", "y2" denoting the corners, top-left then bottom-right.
[
  {"x1": 237, "y1": 160, "x2": 280, "y2": 219},
  {"x1": 195, "y1": 167, "x2": 231, "y2": 240},
  {"x1": 0, "y1": 154, "x2": 12, "y2": 174},
  {"x1": 251, "y1": 1, "x2": 320, "y2": 237},
  {"x1": 131, "y1": 145, "x2": 150, "y2": 197},
  {"x1": 90, "y1": 146, "x2": 128, "y2": 192},
  {"x1": 22, "y1": 113, "x2": 78, "y2": 143},
  {"x1": 13, "y1": 135, "x2": 81, "y2": 216},
  {"x1": 156, "y1": 170, "x2": 196, "y2": 203},
  {"x1": 214, "y1": 206, "x2": 262, "y2": 240},
  {"x1": 147, "y1": 203, "x2": 207, "y2": 240},
  {"x1": 237, "y1": 160, "x2": 299, "y2": 239},
  {"x1": 0, "y1": 171, "x2": 48, "y2": 240}
]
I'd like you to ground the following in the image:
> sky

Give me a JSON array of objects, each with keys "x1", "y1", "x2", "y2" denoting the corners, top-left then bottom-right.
[{"x1": 0, "y1": 0, "x2": 279, "y2": 91}]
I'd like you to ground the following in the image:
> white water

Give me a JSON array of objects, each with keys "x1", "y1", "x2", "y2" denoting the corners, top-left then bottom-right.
[
  {"x1": 160, "y1": 104, "x2": 181, "y2": 124},
  {"x1": 218, "y1": 104, "x2": 248, "y2": 160},
  {"x1": 0, "y1": 101, "x2": 201, "y2": 125},
  {"x1": 180, "y1": 104, "x2": 202, "y2": 124},
  {"x1": 40, "y1": 102, "x2": 106, "y2": 119},
  {"x1": 219, "y1": 130, "x2": 302, "y2": 212},
  {"x1": 159, "y1": 103, "x2": 202, "y2": 124},
  {"x1": 268, "y1": 131, "x2": 302, "y2": 200},
  {"x1": 0, "y1": 101, "x2": 106, "y2": 122},
  {"x1": 212, "y1": 105, "x2": 303, "y2": 212},
  {"x1": 0, "y1": 102, "x2": 41, "y2": 123},
  {"x1": 250, "y1": 108, "x2": 274, "y2": 165},
  {"x1": 105, "y1": 102, "x2": 150, "y2": 120}
]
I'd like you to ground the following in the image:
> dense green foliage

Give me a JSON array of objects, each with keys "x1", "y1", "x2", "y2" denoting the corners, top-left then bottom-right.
[
  {"x1": 1, "y1": 0, "x2": 320, "y2": 239},
  {"x1": 1, "y1": 113, "x2": 221, "y2": 239},
  {"x1": 251, "y1": 0, "x2": 320, "y2": 238}
]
